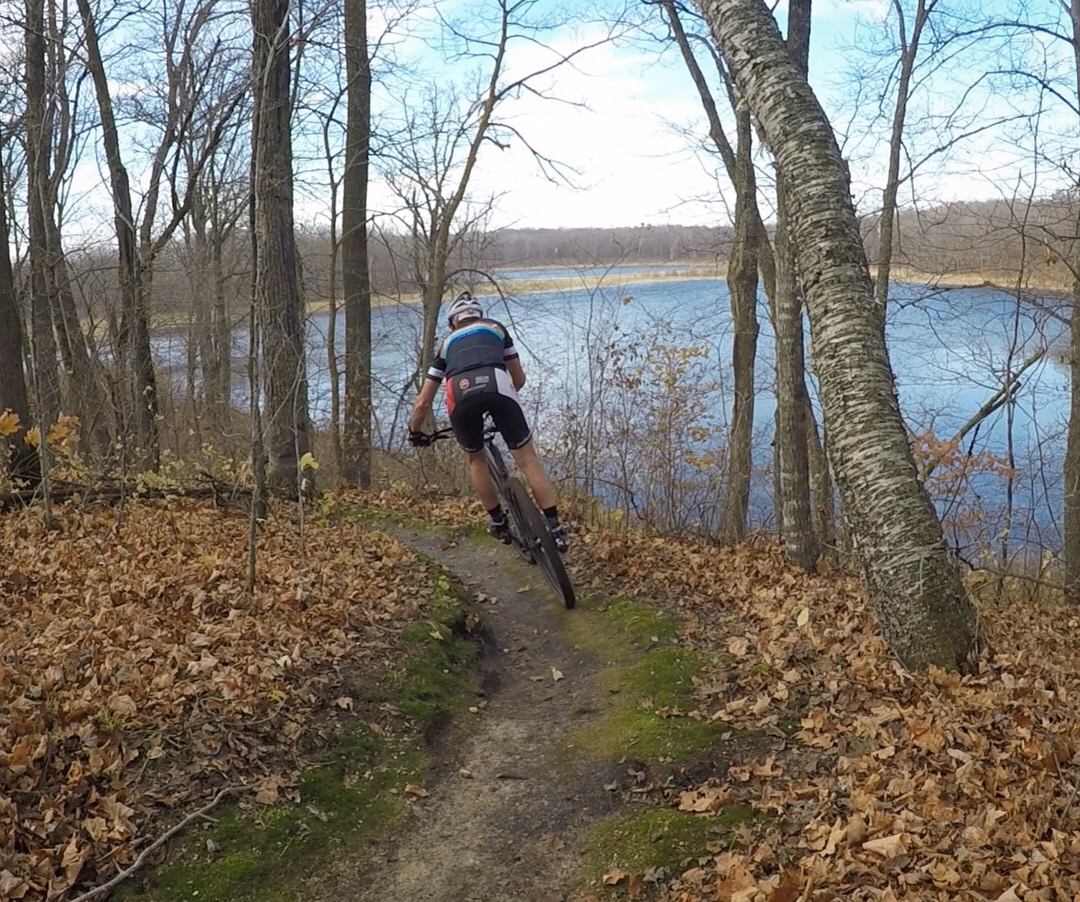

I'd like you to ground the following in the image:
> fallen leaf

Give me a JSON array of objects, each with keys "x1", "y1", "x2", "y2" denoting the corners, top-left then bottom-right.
[
  {"x1": 404, "y1": 783, "x2": 429, "y2": 798},
  {"x1": 108, "y1": 694, "x2": 138, "y2": 716},
  {"x1": 0, "y1": 870, "x2": 27, "y2": 899},
  {"x1": 552, "y1": 667, "x2": 564, "y2": 682},
  {"x1": 602, "y1": 868, "x2": 627, "y2": 886},
  {"x1": 862, "y1": 832, "x2": 907, "y2": 858},
  {"x1": 768, "y1": 875, "x2": 802, "y2": 902},
  {"x1": 678, "y1": 785, "x2": 730, "y2": 812}
]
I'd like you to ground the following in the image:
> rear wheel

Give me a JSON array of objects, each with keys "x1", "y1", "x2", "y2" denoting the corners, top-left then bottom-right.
[
  {"x1": 501, "y1": 476, "x2": 536, "y2": 564},
  {"x1": 507, "y1": 479, "x2": 575, "y2": 610}
]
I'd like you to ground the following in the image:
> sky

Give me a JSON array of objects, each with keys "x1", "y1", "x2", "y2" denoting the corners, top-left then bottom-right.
[
  {"x1": 48, "y1": 0, "x2": 1069, "y2": 241},
  {"x1": 361, "y1": 0, "x2": 890, "y2": 231},
  {"x1": 383, "y1": 0, "x2": 1056, "y2": 232}
]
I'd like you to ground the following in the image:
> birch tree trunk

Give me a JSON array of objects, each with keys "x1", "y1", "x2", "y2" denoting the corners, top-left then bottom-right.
[
  {"x1": 772, "y1": 0, "x2": 817, "y2": 569},
  {"x1": 698, "y1": 0, "x2": 981, "y2": 670}
]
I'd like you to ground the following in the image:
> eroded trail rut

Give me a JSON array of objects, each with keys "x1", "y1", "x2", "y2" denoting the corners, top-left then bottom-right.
[{"x1": 351, "y1": 529, "x2": 622, "y2": 902}]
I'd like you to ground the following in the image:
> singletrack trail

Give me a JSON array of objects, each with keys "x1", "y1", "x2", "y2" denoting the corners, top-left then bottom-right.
[{"x1": 300, "y1": 527, "x2": 626, "y2": 902}]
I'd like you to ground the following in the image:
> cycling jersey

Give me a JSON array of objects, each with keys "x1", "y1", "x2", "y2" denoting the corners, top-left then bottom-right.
[
  {"x1": 426, "y1": 318, "x2": 519, "y2": 381},
  {"x1": 425, "y1": 318, "x2": 521, "y2": 413},
  {"x1": 425, "y1": 318, "x2": 531, "y2": 451}
]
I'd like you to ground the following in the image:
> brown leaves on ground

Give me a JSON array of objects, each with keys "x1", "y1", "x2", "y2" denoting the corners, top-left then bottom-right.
[
  {"x1": 0, "y1": 498, "x2": 438, "y2": 900},
  {"x1": 571, "y1": 530, "x2": 1080, "y2": 901}
]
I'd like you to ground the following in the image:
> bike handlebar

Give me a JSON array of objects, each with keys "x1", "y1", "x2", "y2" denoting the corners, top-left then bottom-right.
[{"x1": 411, "y1": 423, "x2": 499, "y2": 447}]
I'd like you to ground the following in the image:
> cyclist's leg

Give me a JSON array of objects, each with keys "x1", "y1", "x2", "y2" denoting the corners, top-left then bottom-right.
[
  {"x1": 486, "y1": 395, "x2": 555, "y2": 507},
  {"x1": 510, "y1": 442, "x2": 569, "y2": 551},
  {"x1": 452, "y1": 396, "x2": 508, "y2": 540},
  {"x1": 508, "y1": 441, "x2": 557, "y2": 510}
]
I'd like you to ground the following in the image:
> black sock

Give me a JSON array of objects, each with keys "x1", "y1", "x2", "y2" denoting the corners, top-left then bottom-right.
[
  {"x1": 488, "y1": 505, "x2": 505, "y2": 522},
  {"x1": 542, "y1": 506, "x2": 559, "y2": 521}
]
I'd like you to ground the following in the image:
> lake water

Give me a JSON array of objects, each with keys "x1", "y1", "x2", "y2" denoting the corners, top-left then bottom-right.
[{"x1": 153, "y1": 268, "x2": 1070, "y2": 557}]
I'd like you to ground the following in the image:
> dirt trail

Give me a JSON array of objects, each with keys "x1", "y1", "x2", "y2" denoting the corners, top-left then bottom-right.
[{"x1": 306, "y1": 528, "x2": 625, "y2": 902}]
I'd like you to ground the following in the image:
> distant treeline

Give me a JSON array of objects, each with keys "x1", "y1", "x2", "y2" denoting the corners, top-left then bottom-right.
[
  {"x1": 483, "y1": 224, "x2": 735, "y2": 266},
  {"x1": 56, "y1": 197, "x2": 1076, "y2": 326}
]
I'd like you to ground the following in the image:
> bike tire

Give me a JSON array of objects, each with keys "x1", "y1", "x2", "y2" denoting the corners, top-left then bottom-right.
[
  {"x1": 506, "y1": 478, "x2": 576, "y2": 610},
  {"x1": 490, "y1": 451, "x2": 535, "y2": 566}
]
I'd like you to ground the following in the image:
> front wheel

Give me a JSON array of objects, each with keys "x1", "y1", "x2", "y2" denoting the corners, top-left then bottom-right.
[{"x1": 507, "y1": 479, "x2": 575, "y2": 610}]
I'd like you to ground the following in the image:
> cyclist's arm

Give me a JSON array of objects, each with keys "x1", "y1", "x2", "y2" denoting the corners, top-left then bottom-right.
[
  {"x1": 499, "y1": 322, "x2": 525, "y2": 389},
  {"x1": 507, "y1": 357, "x2": 526, "y2": 389},
  {"x1": 409, "y1": 378, "x2": 440, "y2": 432}
]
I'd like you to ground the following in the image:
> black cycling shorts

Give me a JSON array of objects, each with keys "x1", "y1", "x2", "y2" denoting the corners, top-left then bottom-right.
[{"x1": 450, "y1": 392, "x2": 532, "y2": 453}]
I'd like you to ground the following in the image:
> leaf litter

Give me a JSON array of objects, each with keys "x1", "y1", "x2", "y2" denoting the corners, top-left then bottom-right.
[
  {"x1": 0, "y1": 497, "x2": 441, "y2": 900},
  {"x1": 5, "y1": 481, "x2": 1080, "y2": 902},
  {"x1": 357, "y1": 486, "x2": 1080, "y2": 900},
  {"x1": 571, "y1": 530, "x2": 1080, "y2": 901}
]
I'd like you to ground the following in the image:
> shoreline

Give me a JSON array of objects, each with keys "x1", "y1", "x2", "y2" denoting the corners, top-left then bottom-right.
[{"x1": 151, "y1": 262, "x2": 1073, "y2": 332}]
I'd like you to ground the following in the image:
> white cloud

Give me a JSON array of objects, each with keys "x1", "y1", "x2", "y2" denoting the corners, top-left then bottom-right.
[{"x1": 432, "y1": 40, "x2": 734, "y2": 228}]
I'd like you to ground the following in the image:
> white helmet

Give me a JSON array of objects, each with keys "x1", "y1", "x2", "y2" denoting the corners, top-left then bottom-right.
[{"x1": 447, "y1": 291, "x2": 483, "y2": 328}]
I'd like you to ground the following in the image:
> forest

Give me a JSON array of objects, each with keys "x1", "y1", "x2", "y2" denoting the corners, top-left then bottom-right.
[{"x1": 2, "y1": 0, "x2": 1080, "y2": 899}]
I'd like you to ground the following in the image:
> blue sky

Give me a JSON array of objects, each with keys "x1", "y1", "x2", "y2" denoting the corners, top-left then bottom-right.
[
  {"x1": 385, "y1": 0, "x2": 896, "y2": 230},
  {"x1": 409, "y1": 0, "x2": 1066, "y2": 231},
  {"x1": 51, "y1": 0, "x2": 1075, "y2": 239}
]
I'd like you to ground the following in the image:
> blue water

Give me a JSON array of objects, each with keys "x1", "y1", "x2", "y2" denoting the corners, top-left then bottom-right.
[{"x1": 152, "y1": 268, "x2": 1070, "y2": 556}]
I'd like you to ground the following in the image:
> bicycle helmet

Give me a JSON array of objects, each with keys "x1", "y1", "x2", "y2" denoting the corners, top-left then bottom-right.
[{"x1": 446, "y1": 291, "x2": 484, "y2": 328}]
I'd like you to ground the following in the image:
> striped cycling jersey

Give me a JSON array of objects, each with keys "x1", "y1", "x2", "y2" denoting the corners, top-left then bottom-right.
[{"x1": 425, "y1": 318, "x2": 519, "y2": 383}]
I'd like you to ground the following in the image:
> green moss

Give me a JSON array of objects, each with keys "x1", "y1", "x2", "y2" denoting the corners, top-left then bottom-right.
[
  {"x1": 115, "y1": 734, "x2": 424, "y2": 902},
  {"x1": 581, "y1": 805, "x2": 757, "y2": 889},
  {"x1": 562, "y1": 596, "x2": 728, "y2": 763},
  {"x1": 114, "y1": 565, "x2": 479, "y2": 902},
  {"x1": 392, "y1": 572, "x2": 481, "y2": 728}
]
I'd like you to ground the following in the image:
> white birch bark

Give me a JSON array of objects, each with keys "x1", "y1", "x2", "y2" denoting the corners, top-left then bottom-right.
[{"x1": 697, "y1": 0, "x2": 981, "y2": 669}]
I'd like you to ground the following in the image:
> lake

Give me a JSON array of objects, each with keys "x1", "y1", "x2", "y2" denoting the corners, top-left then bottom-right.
[{"x1": 154, "y1": 268, "x2": 1070, "y2": 558}]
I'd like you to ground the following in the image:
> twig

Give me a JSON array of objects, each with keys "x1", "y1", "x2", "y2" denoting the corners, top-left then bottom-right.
[{"x1": 68, "y1": 786, "x2": 244, "y2": 902}]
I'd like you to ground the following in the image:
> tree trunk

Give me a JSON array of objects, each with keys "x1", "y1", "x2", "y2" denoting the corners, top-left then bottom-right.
[
  {"x1": 1063, "y1": 220, "x2": 1080, "y2": 602},
  {"x1": 806, "y1": 398, "x2": 836, "y2": 560},
  {"x1": 25, "y1": 0, "x2": 61, "y2": 434},
  {"x1": 770, "y1": 0, "x2": 817, "y2": 568},
  {"x1": 0, "y1": 143, "x2": 39, "y2": 485},
  {"x1": 75, "y1": 0, "x2": 160, "y2": 469},
  {"x1": 1062, "y1": 1, "x2": 1080, "y2": 603},
  {"x1": 720, "y1": 108, "x2": 759, "y2": 543},
  {"x1": 46, "y1": 210, "x2": 113, "y2": 457},
  {"x1": 252, "y1": 0, "x2": 313, "y2": 497},
  {"x1": 874, "y1": 0, "x2": 935, "y2": 321},
  {"x1": 341, "y1": 0, "x2": 373, "y2": 487},
  {"x1": 659, "y1": 0, "x2": 765, "y2": 543},
  {"x1": 699, "y1": 0, "x2": 981, "y2": 671},
  {"x1": 773, "y1": 183, "x2": 817, "y2": 568}
]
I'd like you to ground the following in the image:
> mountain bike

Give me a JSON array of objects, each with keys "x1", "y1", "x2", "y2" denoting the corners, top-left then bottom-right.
[{"x1": 417, "y1": 425, "x2": 576, "y2": 610}]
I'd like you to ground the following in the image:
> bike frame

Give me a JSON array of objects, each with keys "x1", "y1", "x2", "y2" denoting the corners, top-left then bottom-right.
[{"x1": 420, "y1": 423, "x2": 575, "y2": 609}]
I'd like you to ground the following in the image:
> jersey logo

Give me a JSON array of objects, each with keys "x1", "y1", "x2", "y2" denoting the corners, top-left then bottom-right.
[{"x1": 458, "y1": 377, "x2": 470, "y2": 389}]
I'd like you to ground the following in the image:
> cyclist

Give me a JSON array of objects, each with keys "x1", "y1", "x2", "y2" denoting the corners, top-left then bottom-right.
[{"x1": 407, "y1": 291, "x2": 569, "y2": 552}]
